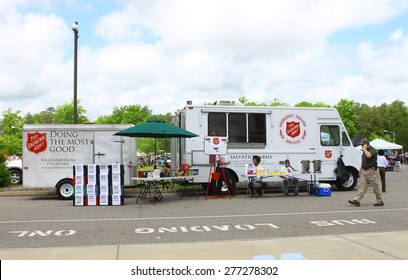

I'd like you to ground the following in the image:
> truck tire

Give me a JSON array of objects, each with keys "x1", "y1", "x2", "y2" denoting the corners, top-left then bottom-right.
[
  {"x1": 9, "y1": 169, "x2": 23, "y2": 185},
  {"x1": 56, "y1": 179, "x2": 74, "y2": 200},
  {"x1": 335, "y1": 168, "x2": 358, "y2": 191}
]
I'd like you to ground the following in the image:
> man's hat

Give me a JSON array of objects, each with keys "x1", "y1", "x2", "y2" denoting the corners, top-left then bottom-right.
[{"x1": 360, "y1": 138, "x2": 370, "y2": 145}]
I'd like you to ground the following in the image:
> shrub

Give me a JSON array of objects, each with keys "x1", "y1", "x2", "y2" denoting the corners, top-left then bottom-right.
[{"x1": 0, "y1": 148, "x2": 12, "y2": 187}]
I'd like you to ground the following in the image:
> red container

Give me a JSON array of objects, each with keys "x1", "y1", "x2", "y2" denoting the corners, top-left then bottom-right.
[
  {"x1": 211, "y1": 172, "x2": 220, "y2": 180},
  {"x1": 180, "y1": 164, "x2": 190, "y2": 171}
]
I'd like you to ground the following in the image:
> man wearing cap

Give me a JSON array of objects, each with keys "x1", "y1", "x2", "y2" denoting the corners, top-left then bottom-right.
[
  {"x1": 348, "y1": 138, "x2": 384, "y2": 207},
  {"x1": 280, "y1": 159, "x2": 299, "y2": 196}
]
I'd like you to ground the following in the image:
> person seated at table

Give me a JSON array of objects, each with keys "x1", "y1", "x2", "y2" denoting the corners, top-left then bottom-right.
[
  {"x1": 280, "y1": 159, "x2": 299, "y2": 196},
  {"x1": 248, "y1": 155, "x2": 268, "y2": 196}
]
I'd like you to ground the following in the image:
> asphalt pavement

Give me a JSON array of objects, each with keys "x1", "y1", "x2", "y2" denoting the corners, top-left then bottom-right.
[
  {"x1": 0, "y1": 230, "x2": 407, "y2": 260},
  {"x1": 1, "y1": 169, "x2": 408, "y2": 260}
]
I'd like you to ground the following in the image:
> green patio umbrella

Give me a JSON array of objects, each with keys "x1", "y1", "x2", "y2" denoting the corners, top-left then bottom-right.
[{"x1": 114, "y1": 120, "x2": 198, "y2": 167}]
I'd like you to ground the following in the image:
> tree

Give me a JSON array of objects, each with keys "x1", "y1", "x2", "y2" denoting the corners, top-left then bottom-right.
[
  {"x1": 55, "y1": 100, "x2": 89, "y2": 124},
  {"x1": 383, "y1": 100, "x2": 408, "y2": 145},
  {"x1": 95, "y1": 105, "x2": 152, "y2": 125},
  {"x1": 353, "y1": 100, "x2": 408, "y2": 149},
  {"x1": 151, "y1": 113, "x2": 173, "y2": 156},
  {"x1": 0, "y1": 148, "x2": 12, "y2": 186},
  {"x1": 354, "y1": 103, "x2": 378, "y2": 138},
  {"x1": 26, "y1": 107, "x2": 57, "y2": 124},
  {"x1": 95, "y1": 105, "x2": 156, "y2": 157},
  {"x1": 238, "y1": 96, "x2": 286, "y2": 106},
  {"x1": 136, "y1": 113, "x2": 174, "y2": 158},
  {"x1": 0, "y1": 109, "x2": 23, "y2": 155},
  {"x1": 334, "y1": 99, "x2": 358, "y2": 138},
  {"x1": 295, "y1": 101, "x2": 331, "y2": 108}
]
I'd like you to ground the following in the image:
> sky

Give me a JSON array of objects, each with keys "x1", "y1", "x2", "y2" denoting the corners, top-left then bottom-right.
[{"x1": 1, "y1": 0, "x2": 408, "y2": 121}]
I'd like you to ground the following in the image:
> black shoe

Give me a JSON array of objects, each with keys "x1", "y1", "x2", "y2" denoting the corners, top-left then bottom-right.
[
  {"x1": 284, "y1": 193, "x2": 289, "y2": 196},
  {"x1": 374, "y1": 201, "x2": 384, "y2": 206},
  {"x1": 348, "y1": 200, "x2": 360, "y2": 207},
  {"x1": 382, "y1": 190, "x2": 386, "y2": 193},
  {"x1": 294, "y1": 193, "x2": 298, "y2": 196},
  {"x1": 256, "y1": 190, "x2": 263, "y2": 196}
]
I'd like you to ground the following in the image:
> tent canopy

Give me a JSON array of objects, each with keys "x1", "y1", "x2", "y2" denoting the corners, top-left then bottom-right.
[
  {"x1": 114, "y1": 120, "x2": 198, "y2": 138},
  {"x1": 370, "y1": 138, "x2": 402, "y2": 150},
  {"x1": 114, "y1": 119, "x2": 198, "y2": 168}
]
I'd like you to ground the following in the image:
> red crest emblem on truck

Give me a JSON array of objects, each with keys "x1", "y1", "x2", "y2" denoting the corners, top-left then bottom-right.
[
  {"x1": 325, "y1": 150, "x2": 332, "y2": 159},
  {"x1": 213, "y1": 137, "x2": 220, "y2": 145},
  {"x1": 279, "y1": 114, "x2": 307, "y2": 145},
  {"x1": 286, "y1": 121, "x2": 300, "y2": 138},
  {"x1": 26, "y1": 132, "x2": 47, "y2": 154}
]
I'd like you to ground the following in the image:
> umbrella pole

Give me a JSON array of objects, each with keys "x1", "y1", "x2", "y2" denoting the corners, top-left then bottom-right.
[{"x1": 154, "y1": 137, "x2": 157, "y2": 169}]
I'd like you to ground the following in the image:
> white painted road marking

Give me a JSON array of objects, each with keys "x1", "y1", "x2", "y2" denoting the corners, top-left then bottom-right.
[
  {"x1": 10, "y1": 230, "x2": 76, "y2": 237},
  {"x1": 0, "y1": 208, "x2": 406, "y2": 224}
]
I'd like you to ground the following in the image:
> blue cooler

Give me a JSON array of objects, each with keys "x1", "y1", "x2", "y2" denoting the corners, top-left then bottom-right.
[{"x1": 314, "y1": 183, "x2": 332, "y2": 196}]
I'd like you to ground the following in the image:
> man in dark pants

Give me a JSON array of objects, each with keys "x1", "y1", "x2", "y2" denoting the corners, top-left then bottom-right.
[
  {"x1": 377, "y1": 149, "x2": 388, "y2": 192},
  {"x1": 348, "y1": 138, "x2": 384, "y2": 207},
  {"x1": 248, "y1": 155, "x2": 268, "y2": 197}
]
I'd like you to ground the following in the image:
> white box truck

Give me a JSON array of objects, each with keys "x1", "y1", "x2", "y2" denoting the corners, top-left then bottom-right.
[
  {"x1": 22, "y1": 124, "x2": 137, "y2": 199},
  {"x1": 171, "y1": 102, "x2": 362, "y2": 194}
]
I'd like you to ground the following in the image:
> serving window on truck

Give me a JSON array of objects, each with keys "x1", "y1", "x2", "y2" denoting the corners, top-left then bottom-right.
[{"x1": 208, "y1": 112, "x2": 266, "y2": 145}]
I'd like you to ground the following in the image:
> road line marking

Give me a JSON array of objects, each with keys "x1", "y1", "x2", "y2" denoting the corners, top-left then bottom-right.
[{"x1": 1, "y1": 208, "x2": 407, "y2": 224}]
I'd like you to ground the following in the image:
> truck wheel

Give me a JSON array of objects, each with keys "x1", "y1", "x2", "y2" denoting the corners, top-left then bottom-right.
[
  {"x1": 335, "y1": 168, "x2": 358, "y2": 191},
  {"x1": 9, "y1": 169, "x2": 23, "y2": 185},
  {"x1": 56, "y1": 179, "x2": 74, "y2": 200}
]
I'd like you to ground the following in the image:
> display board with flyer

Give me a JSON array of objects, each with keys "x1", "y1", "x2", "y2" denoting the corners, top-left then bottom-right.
[
  {"x1": 203, "y1": 136, "x2": 231, "y2": 199},
  {"x1": 204, "y1": 136, "x2": 228, "y2": 155}
]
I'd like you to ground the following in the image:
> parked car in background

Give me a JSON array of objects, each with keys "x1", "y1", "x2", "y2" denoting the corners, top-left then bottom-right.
[{"x1": 6, "y1": 157, "x2": 23, "y2": 184}]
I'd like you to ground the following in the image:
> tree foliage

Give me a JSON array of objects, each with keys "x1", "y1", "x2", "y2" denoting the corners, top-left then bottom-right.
[
  {"x1": 95, "y1": 105, "x2": 152, "y2": 125},
  {"x1": 24, "y1": 101, "x2": 89, "y2": 124},
  {"x1": 54, "y1": 100, "x2": 89, "y2": 124},
  {"x1": 0, "y1": 148, "x2": 12, "y2": 186},
  {"x1": 295, "y1": 101, "x2": 331, "y2": 108},
  {"x1": 334, "y1": 99, "x2": 358, "y2": 138},
  {"x1": 25, "y1": 107, "x2": 57, "y2": 124},
  {"x1": 1, "y1": 97, "x2": 408, "y2": 164},
  {"x1": 0, "y1": 109, "x2": 23, "y2": 155}
]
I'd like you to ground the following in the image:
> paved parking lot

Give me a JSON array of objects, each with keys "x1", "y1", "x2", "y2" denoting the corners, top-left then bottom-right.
[{"x1": 0, "y1": 167, "x2": 407, "y2": 260}]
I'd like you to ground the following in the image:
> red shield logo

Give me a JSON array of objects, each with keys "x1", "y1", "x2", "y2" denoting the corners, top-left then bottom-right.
[
  {"x1": 213, "y1": 137, "x2": 220, "y2": 145},
  {"x1": 325, "y1": 150, "x2": 332, "y2": 159},
  {"x1": 286, "y1": 121, "x2": 300, "y2": 138},
  {"x1": 26, "y1": 132, "x2": 47, "y2": 154}
]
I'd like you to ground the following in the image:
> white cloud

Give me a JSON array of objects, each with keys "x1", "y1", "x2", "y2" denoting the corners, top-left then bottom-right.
[
  {"x1": 1, "y1": 0, "x2": 408, "y2": 121},
  {"x1": 0, "y1": 8, "x2": 70, "y2": 113},
  {"x1": 390, "y1": 28, "x2": 404, "y2": 41}
]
